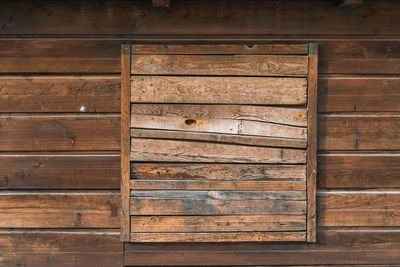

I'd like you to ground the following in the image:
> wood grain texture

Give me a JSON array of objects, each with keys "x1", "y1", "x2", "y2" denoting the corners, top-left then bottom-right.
[
  {"x1": 130, "y1": 232, "x2": 306, "y2": 242},
  {"x1": 131, "y1": 139, "x2": 306, "y2": 163},
  {"x1": 0, "y1": 153, "x2": 120, "y2": 189},
  {"x1": 131, "y1": 76, "x2": 307, "y2": 105},
  {"x1": 131, "y1": 215, "x2": 306, "y2": 232},
  {"x1": 319, "y1": 114, "x2": 400, "y2": 151},
  {"x1": 132, "y1": 44, "x2": 309, "y2": 55},
  {"x1": 120, "y1": 44, "x2": 131, "y2": 241},
  {"x1": 131, "y1": 163, "x2": 307, "y2": 180},
  {"x1": 124, "y1": 229, "x2": 400, "y2": 265},
  {"x1": 0, "y1": 192, "x2": 120, "y2": 228},
  {"x1": 131, "y1": 104, "x2": 307, "y2": 140},
  {"x1": 318, "y1": 191, "x2": 400, "y2": 227},
  {"x1": 0, "y1": 76, "x2": 120, "y2": 113},
  {"x1": 318, "y1": 153, "x2": 400, "y2": 189},
  {"x1": 131, "y1": 55, "x2": 308, "y2": 76},
  {"x1": 0, "y1": 114, "x2": 120, "y2": 151},
  {"x1": 318, "y1": 77, "x2": 400, "y2": 112},
  {"x1": 0, "y1": 230, "x2": 122, "y2": 267}
]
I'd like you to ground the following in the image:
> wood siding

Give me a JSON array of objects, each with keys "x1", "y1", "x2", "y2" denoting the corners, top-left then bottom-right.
[{"x1": 0, "y1": 0, "x2": 399, "y2": 266}]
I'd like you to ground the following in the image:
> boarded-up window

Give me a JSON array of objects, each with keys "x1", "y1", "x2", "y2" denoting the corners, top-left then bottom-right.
[{"x1": 121, "y1": 44, "x2": 318, "y2": 242}]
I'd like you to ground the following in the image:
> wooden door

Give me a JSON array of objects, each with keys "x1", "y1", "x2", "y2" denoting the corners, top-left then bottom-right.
[{"x1": 121, "y1": 44, "x2": 318, "y2": 242}]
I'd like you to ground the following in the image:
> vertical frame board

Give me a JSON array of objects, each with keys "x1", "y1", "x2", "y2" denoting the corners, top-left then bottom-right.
[
  {"x1": 120, "y1": 44, "x2": 131, "y2": 242},
  {"x1": 307, "y1": 43, "x2": 318, "y2": 242}
]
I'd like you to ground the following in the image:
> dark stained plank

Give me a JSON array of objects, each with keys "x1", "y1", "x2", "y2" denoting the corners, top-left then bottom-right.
[
  {"x1": 0, "y1": 152, "x2": 120, "y2": 189},
  {"x1": 318, "y1": 114, "x2": 400, "y2": 151},
  {"x1": 131, "y1": 76, "x2": 307, "y2": 105},
  {"x1": 1, "y1": 1, "x2": 399, "y2": 36},
  {"x1": 132, "y1": 44, "x2": 309, "y2": 55},
  {"x1": 0, "y1": 76, "x2": 120, "y2": 112},
  {"x1": 318, "y1": 153, "x2": 400, "y2": 189},
  {"x1": 131, "y1": 104, "x2": 307, "y2": 140},
  {"x1": 131, "y1": 215, "x2": 306, "y2": 232},
  {"x1": 0, "y1": 230, "x2": 122, "y2": 267},
  {"x1": 131, "y1": 139, "x2": 306, "y2": 163},
  {"x1": 131, "y1": 163, "x2": 307, "y2": 180},
  {"x1": 0, "y1": 114, "x2": 120, "y2": 151},
  {"x1": 318, "y1": 77, "x2": 400, "y2": 112},
  {"x1": 131, "y1": 55, "x2": 308, "y2": 76},
  {"x1": 124, "y1": 229, "x2": 400, "y2": 265},
  {"x1": 0, "y1": 191, "x2": 120, "y2": 228},
  {"x1": 318, "y1": 191, "x2": 400, "y2": 227},
  {"x1": 120, "y1": 44, "x2": 131, "y2": 241},
  {"x1": 130, "y1": 232, "x2": 306, "y2": 242},
  {"x1": 131, "y1": 128, "x2": 307, "y2": 148},
  {"x1": 130, "y1": 180, "x2": 305, "y2": 191}
]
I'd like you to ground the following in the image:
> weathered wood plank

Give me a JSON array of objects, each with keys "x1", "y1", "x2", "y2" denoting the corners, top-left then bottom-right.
[
  {"x1": 131, "y1": 215, "x2": 306, "y2": 232},
  {"x1": 318, "y1": 77, "x2": 400, "y2": 112},
  {"x1": 0, "y1": 76, "x2": 120, "y2": 112},
  {"x1": 319, "y1": 114, "x2": 400, "y2": 151},
  {"x1": 130, "y1": 180, "x2": 305, "y2": 191},
  {"x1": 131, "y1": 128, "x2": 307, "y2": 148},
  {"x1": 131, "y1": 76, "x2": 307, "y2": 105},
  {"x1": 0, "y1": 153, "x2": 120, "y2": 189},
  {"x1": 0, "y1": 192, "x2": 120, "y2": 228},
  {"x1": 131, "y1": 163, "x2": 307, "y2": 180},
  {"x1": 318, "y1": 191, "x2": 400, "y2": 227},
  {"x1": 130, "y1": 232, "x2": 306, "y2": 242},
  {"x1": 131, "y1": 55, "x2": 308, "y2": 76},
  {"x1": 131, "y1": 139, "x2": 306, "y2": 163},
  {"x1": 124, "y1": 229, "x2": 400, "y2": 265},
  {"x1": 131, "y1": 104, "x2": 307, "y2": 140},
  {"x1": 132, "y1": 44, "x2": 309, "y2": 55},
  {"x1": 0, "y1": 230, "x2": 122, "y2": 267},
  {"x1": 0, "y1": 114, "x2": 120, "y2": 151},
  {"x1": 318, "y1": 153, "x2": 400, "y2": 189}
]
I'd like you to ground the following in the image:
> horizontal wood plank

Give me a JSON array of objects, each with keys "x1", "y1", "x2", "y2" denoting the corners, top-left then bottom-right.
[
  {"x1": 131, "y1": 139, "x2": 306, "y2": 163},
  {"x1": 0, "y1": 76, "x2": 120, "y2": 113},
  {"x1": 319, "y1": 114, "x2": 400, "y2": 151},
  {"x1": 131, "y1": 163, "x2": 306, "y2": 180},
  {"x1": 0, "y1": 230, "x2": 122, "y2": 267},
  {"x1": 130, "y1": 232, "x2": 306, "y2": 242},
  {"x1": 0, "y1": 114, "x2": 120, "y2": 151},
  {"x1": 132, "y1": 44, "x2": 309, "y2": 55},
  {"x1": 130, "y1": 180, "x2": 305, "y2": 191},
  {"x1": 131, "y1": 104, "x2": 307, "y2": 140},
  {"x1": 131, "y1": 76, "x2": 307, "y2": 105},
  {"x1": 131, "y1": 215, "x2": 306, "y2": 232},
  {"x1": 0, "y1": 192, "x2": 120, "y2": 228},
  {"x1": 131, "y1": 55, "x2": 308, "y2": 76},
  {"x1": 0, "y1": 153, "x2": 120, "y2": 189}
]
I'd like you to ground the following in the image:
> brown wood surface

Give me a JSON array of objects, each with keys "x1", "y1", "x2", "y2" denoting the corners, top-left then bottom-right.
[
  {"x1": 0, "y1": 192, "x2": 120, "y2": 228},
  {"x1": 132, "y1": 44, "x2": 309, "y2": 55},
  {"x1": 131, "y1": 105, "x2": 307, "y2": 140},
  {"x1": 131, "y1": 163, "x2": 307, "y2": 180},
  {"x1": 131, "y1": 215, "x2": 306, "y2": 232},
  {"x1": 131, "y1": 139, "x2": 306, "y2": 163},
  {"x1": 318, "y1": 153, "x2": 400, "y2": 189},
  {"x1": 0, "y1": 153, "x2": 120, "y2": 189},
  {"x1": 0, "y1": 114, "x2": 120, "y2": 151},
  {"x1": 130, "y1": 232, "x2": 306, "y2": 242},
  {"x1": 131, "y1": 55, "x2": 308, "y2": 76},
  {"x1": 131, "y1": 76, "x2": 307, "y2": 105},
  {"x1": 0, "y1": 76, "x2": 120, "y2": 113}
]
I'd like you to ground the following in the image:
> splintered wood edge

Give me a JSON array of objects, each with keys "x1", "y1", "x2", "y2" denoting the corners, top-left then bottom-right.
[
  {"x1": 120, "y1": 44, "x2": 131, "y2": 242},
  {"x1": 306, "y1": 43, "x2": 318, "y2": 242}
]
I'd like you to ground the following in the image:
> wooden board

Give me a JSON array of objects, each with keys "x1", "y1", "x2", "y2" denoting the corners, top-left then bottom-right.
[
  {"x1": 131, "y1": 76, "x2": 307, "y2": 105},
  {"x1": 131, "y1": 55, "x2": 308, "y2": 76}
]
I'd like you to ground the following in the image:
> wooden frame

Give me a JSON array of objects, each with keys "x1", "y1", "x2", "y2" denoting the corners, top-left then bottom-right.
[{"x1": 121, "y1": 43, "x2": 318, "y2": 243}]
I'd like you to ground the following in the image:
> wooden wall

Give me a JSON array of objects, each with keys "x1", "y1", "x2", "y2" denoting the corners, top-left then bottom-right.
[{"x1": 0, "y1": 0, "x2": 400, "y2": 266}]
